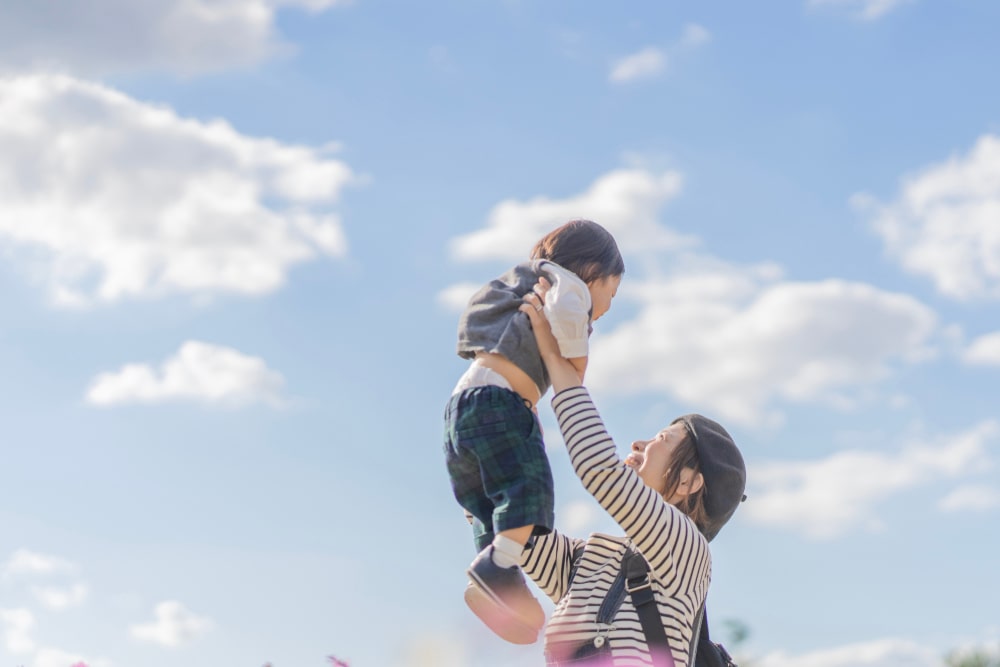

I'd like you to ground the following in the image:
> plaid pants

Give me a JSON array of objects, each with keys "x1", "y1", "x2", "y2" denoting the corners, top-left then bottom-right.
[{"x1": 444, "y1": 385, "x2": 555, "y2": 552}]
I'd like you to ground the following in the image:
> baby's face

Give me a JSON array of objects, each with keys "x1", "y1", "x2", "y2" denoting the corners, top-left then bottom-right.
[{"x1": 587, "y1": 274, "x2": 621, "y2": 322}]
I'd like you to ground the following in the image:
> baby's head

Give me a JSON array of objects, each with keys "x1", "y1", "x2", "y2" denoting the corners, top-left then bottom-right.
[{"x1": 531, "y1": 220, "x2": 624, "y2": 321}]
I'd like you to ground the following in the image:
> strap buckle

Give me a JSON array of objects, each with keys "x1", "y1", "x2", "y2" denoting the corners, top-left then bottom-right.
[{"x1": 625, "y1": 576, "x2": 651, "y2": 594}]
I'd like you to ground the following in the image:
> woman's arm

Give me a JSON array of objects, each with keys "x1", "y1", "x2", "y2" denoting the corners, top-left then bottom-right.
[
  {"x1": 520, "y1": 530, "x2": 583, "y2": 604},
  {"x1": 520, "y1": 289, "x2": 710, "y2": 589}
]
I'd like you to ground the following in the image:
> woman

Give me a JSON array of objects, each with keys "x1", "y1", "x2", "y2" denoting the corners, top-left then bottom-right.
[{"x1": 515, "y1": 284, "x2": 746, "y2": 666}]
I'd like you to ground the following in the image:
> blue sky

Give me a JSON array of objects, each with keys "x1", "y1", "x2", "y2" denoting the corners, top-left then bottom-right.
[{"x1": 1, "y1": 1, "x2": 998, "y2": 666}]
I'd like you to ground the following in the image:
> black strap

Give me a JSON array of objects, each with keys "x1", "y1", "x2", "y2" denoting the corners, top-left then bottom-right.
[
  {"x1": 623, "y1": 548, "x2": 736, "y2": 667},
  {"x1": 688, "y1": 601, "x2": 706, "y2": 661},
  {"x1": 564, "y1": 545, "x2": 687, "y2": 666},
  {"x1": 624, "y1": 548, "x2": 675, "y2": 667},
  {"x1": 571, "y1": 542, "x2": 627, "y2": 626},
  {"x1": 690, "y1": 603, "x2": 738, "y2": 667},
  {"x1": 567, "y1": 543, "x2": 586, "y2": 588}
]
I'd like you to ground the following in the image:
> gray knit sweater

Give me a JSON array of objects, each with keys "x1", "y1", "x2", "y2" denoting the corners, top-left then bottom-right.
[{"x1": 456, "y1": 260, "x2": 553, "y2": 395}]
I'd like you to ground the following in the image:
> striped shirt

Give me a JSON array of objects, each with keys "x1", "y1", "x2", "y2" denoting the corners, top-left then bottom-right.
[{"x1": 522, "y1": 386, "x2": 711, "y2": 667}]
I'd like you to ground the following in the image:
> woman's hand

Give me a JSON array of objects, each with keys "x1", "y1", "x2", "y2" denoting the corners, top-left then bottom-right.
[{"x1": 520, "y1": 278, "x2": 583, "y2": 393}]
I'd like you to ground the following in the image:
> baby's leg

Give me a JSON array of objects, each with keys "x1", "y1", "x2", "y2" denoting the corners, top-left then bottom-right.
[
  {"x1": 491, "y1": 526, "x2": 534, "y2": 568},
  {"x1": 450, "y1": 386, "x2": 550, "y2": 643}
]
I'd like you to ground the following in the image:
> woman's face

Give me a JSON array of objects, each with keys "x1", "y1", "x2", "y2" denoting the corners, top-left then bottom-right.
[{"x1": 625, "y1": 422, "x2": 700, "y2": 502}]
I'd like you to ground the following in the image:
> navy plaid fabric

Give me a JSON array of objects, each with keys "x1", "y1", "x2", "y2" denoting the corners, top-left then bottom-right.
[{"x1": 444, "y1": 385, "x2": 555, "y2": 551}]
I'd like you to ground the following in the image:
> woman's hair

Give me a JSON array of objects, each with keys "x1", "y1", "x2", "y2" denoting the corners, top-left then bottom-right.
[
  {"x1": 530, "y1": 219, "x2": 625, "y2": 284},
  {"x1": 661, "y1": 430, "x2": 711, "y2": 534}
]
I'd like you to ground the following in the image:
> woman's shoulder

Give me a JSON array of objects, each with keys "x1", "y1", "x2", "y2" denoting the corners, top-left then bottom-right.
[
  {"x1": 583, "y1": 526, "x2": 708, "y2": 555},
  {"x1": 576, "y1": 532, "x2": 628, "y2": 557},
  {"x1": 567, "y1": 534, "x2": 629, "y2": 578},
  {"x1": 584, "y1": 531, "x2": 627, "y2": 544}
]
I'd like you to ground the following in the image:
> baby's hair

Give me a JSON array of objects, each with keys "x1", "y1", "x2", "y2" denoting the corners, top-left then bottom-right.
[
  {"x1": 530, "y1": 219, "x2": 625, "y2": 284},
  {"x1": 662, "y1": 430, "x2": 710, "y2": 533}
]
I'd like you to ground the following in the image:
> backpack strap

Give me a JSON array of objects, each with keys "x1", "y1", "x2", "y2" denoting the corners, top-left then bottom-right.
[
  {"x1": 691, "y1": 604, "x2": 738, "y2": 667},
  {"x1": 567, "y1": 542, "x2": 586, "y2": 588},
  {"x1": 624, "y1": 548, "x2": 738, "y2": 667},
  {"x1": 688, "y1": 601, "x2": 706, "y2": 662},
  {"x1": 569, "y1": 542, "x2": 627, "y2": 625},
  {"x1": 624, "y1": 547, "x2": 675, "y2": 667},
  {"x1": 567, "y1": 544, "x2": 693, "y2": 667}
]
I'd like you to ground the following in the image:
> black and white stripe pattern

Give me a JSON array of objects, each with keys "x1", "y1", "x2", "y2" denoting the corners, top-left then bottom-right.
[{"x1": 522, "y1": 386, "x2": 711, "y2": 667}]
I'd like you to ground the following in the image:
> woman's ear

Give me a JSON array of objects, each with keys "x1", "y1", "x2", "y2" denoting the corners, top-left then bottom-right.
[{"x1": 679, "y1": 469, "x2": 704, "y2": 496}]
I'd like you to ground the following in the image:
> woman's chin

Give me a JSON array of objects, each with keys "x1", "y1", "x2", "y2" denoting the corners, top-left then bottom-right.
[{"x1": 624, "y1": 453, "x2": 643, "y2": 469}]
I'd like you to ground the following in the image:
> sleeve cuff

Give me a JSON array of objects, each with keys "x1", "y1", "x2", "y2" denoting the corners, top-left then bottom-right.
[
  {"x1": 557, "y1": 338, "x2": 589, "y2": 359},
  {"x1": 551, "y1": 385, "x2": 591, "y2": 411}
]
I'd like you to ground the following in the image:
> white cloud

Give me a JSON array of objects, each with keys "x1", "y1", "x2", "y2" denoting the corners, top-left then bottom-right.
[
  {"x1": 446, "y1": 165, "x2": 940, "y2": 425},
  {"x1": 962, "y1": 331, "x2": 1000, "y2": 366},
  {"x1": 609, "y1": 24, "x2": 710, "y2": 84},
  {"x1": 938, "y1": 484, "x2": 1000, "y2": 512},
  {"x1": 744, "y1": 420, "x2": 999, "y2": 539},
  {"x1": 86, "y1": 341, "x2": 286, "y2": 408},
  {"x1": 559, "y1": 499, "x2": 602, "y2": 535},
  {"x1": 436, "y1": 282, "x2": 481, "y2": 312},
  {"x1": 679, "y1": 23, "x2": 712, "y2": 48},
  {"x1": 31, "y1": 583, "x2": 89, "y2": 611},
  {"x1": 857, "y1": 134, "x2": 1000, "y2": 300},
  {"x1": 130, "y1": 600, "x2": 213, "y2": 647},
  {"x1": 759, "y1": 637, "x2": 939, "y2": 667},
  {"x1": 0, "y1": 0, "x2": 348, "y2": 77},
  {"x1": 588, "y1": 270, "x2": 938, "y2": 427},
  {"x1": 3, "y1": 550, "x2": 78, "y2": 578},
  {"x1": 808, "y1": 0, "x2": 913, "y2": 21},
  {"x1": 0, "y1": 608, "x2": 35, "y2": 653},
  {"x1": 448, "y1": 167, "x2": 691, "y2": 263},
  {"x1": 0, "y1": 74, "x2": 356, "y2": 307},
  {"x1": 610, "y1": 47, "x2": 666, "y2": 83}
]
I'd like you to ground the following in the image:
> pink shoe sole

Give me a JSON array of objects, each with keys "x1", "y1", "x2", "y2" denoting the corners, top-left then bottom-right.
[{"x1": 464, "y1": 581, "x2": 544, "y2": 645}]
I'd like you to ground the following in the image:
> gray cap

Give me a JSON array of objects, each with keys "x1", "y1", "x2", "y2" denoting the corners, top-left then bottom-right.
[{"x1": 673, "y1": 414, "x2": 747, "y2": 541}]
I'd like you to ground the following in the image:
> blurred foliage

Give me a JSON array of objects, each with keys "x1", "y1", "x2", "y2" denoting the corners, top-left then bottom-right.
[
  {"x1": 721, "y1": 618, "x2": 753, "y2": 667},
  {"x1": 723, "y1": 618, "x2": 751, "y2": 647},
  {"x1": 946, "y1": 646, "x2": 1000, "y2": 667}
]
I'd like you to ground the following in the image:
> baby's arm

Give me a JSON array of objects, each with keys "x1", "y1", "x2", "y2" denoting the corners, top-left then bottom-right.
[{"x1": 536, "y1": 273, "x2": 590, "y2": 381}]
